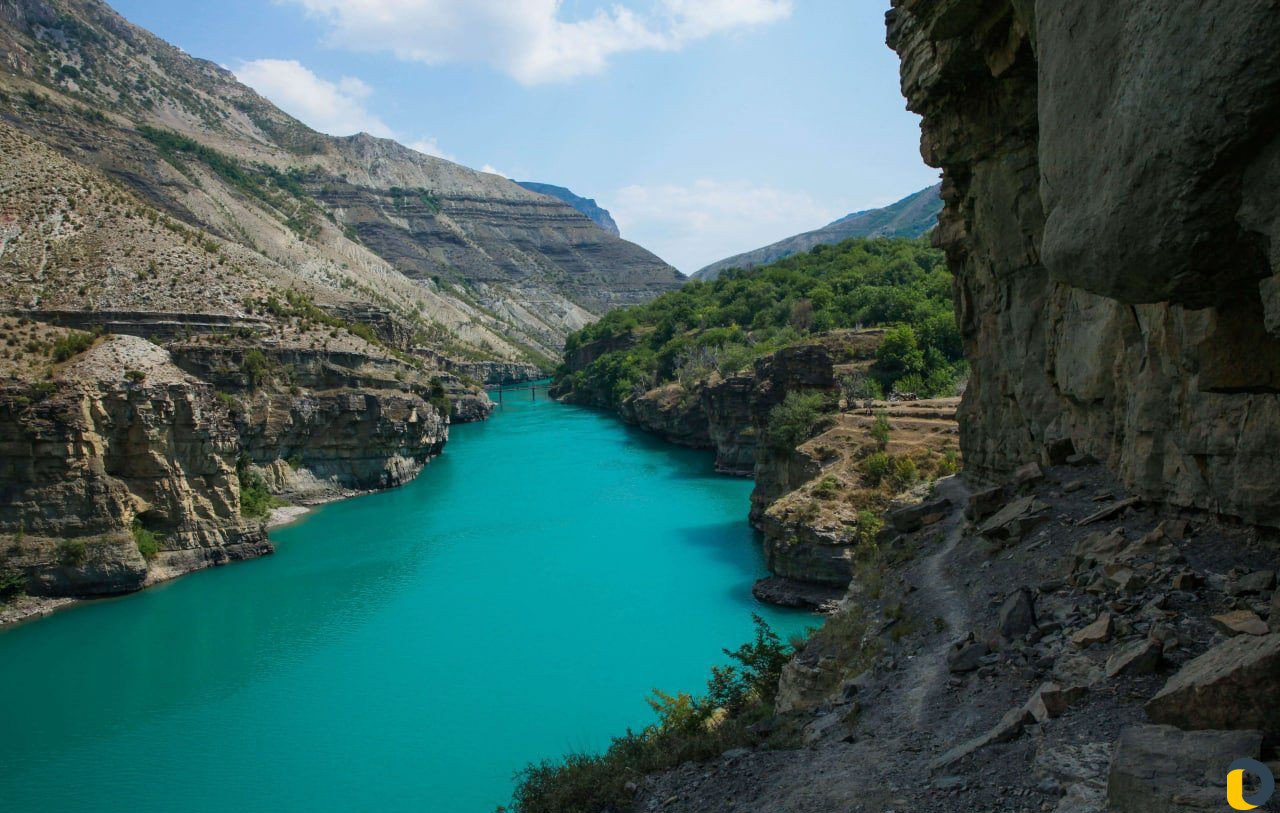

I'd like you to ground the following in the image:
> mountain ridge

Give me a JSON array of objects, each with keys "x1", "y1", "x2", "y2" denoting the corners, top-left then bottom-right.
[
  {"x1": 0, "y1": 0, "x2": 682, "y2": 361},
  {"x1": 693, "y1": 183, "x2": 942, "y2": 280},
  {"x1": 514, "y1": 181, "x2": 621, "y2": 236}
]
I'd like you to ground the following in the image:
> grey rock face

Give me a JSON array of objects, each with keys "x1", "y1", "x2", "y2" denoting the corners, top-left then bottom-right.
[
  {"x1": 1106, "y1": 725, "x2": 1263, "y2": 813},
  {"x1": 888, "y1": 0, "x2": 1280, "y2": 528},
  {"x1": 514, "y1": 181, "x2": 621, "y2": 237},
  {"x1": 1037, "y1": 2, "x2": 1280, "y2": 308},
  {"x1": 997, "y1": 588, "x2": 1036, "y2": 640}
]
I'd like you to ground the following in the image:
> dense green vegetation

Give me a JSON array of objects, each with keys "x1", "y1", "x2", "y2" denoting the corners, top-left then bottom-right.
[
  {"x1": 761, "y1": 390, "x2": 835, "y2": 453},
  {"x1": 0, "y1": 569, "x2": 25, "y2": 602},
  {"x1": 555, "y1": 238, "x2": 962, "y2": 406},
  {"x1": 507, "y1": 616, "x2": 800, "y2": 813}
]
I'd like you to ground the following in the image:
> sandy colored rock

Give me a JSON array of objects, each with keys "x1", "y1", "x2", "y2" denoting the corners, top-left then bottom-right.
[
  {"x1": 1071, "y1": 613, "x2": 1114, "y2": 648},
  {"x1": 1211, "y1": 611, "x2": 1270, "y2": 637},
  {"x1": 1105, "y1": 639, "x2": 1162, "y2": 679},
  {"x1": 1026, "y1": 682, "x2": 1087, "y2": 722},
  {"x1": 1, "y1": 336, "x2": 269, "y2": 596},
  {"x1": 1146, "y1": 633, "x2": 1280, "y2": 735}
]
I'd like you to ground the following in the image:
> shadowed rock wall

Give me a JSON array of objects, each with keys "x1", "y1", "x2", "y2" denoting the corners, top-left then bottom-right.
[{"x1": 889, "y1": 0, "x2": 1280, "y2": 527}]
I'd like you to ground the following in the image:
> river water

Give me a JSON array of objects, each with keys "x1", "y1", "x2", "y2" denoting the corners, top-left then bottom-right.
[{"x1": 0, "y1": 386, "x2": 812, "y2": 811}]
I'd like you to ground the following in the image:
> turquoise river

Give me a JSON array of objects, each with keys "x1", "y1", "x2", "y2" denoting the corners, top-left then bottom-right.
[{"x1": 0, "y1": 385, "x2": 813, "y2": 812}]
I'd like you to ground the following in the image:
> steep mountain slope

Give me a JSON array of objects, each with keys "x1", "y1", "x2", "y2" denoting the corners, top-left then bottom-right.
[
  {"x1": 514, "y1": 181, "x2": 621, "y2": 236},
  {"x1": 0, "y1": 0, "x2": 680, "y2": 610},
  {"x1": 693, "y1": 184, "x2": 942, "y2": 281},
  {"x1": 0, "y1": 0, "x2": 681, "y2": 361}
]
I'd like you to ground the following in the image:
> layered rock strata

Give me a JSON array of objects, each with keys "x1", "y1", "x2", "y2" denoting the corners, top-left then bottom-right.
[
  {"x1": 888, "y1": 0, "x2": 1280, "y2": 527},
  {"x1": 0, "y1": 336, "x2": 269, "y2": 596}
]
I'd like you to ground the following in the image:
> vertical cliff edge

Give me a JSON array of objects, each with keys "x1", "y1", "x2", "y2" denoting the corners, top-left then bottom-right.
[{"x1": 888, "y1": 0, "x2": 1280, "y2": 527}]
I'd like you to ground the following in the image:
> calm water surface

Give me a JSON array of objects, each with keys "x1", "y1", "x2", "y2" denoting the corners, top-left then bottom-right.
[{"x1": 0, "y1": 387, "x2": 812, "y2": 812}]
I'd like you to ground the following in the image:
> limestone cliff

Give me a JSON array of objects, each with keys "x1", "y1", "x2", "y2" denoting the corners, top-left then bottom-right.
[
  {"x1": 888, "y1": 0, "x2": 1280, "y2": 528},
  {"x1": 169, "y1": 342, "x2": 452, "y2": 502},
  {"x1": 0, "y1": 335, "x2": 269, "y2": 597}
]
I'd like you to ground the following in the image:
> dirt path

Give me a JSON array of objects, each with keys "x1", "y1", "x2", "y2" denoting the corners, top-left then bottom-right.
[{"x1": 902, "y1": 475, "x2": 972, "y2": 729}]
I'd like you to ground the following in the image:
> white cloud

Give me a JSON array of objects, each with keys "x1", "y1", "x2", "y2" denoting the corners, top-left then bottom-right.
[
  {"x1": 611, "y1": 179, "x2": 842, "y2": 273},
  {"x1": 282, "y1": 0, "x2": 793, "y2": 84},
  {"x1": 234, "y1": 58, "x2": 395, "y2": 137},
  {"x1": 408, "y1": 136, "x2": 455, "y2": 161},
  {"x1": 479, "y1": 164, "x2": 507, "y2": 177},
  {"x1": 235, "y1": 58, "x2": 465, "y2": 163}
]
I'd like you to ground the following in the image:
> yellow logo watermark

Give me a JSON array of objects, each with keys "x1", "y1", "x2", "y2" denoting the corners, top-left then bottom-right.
[{"x1": 1227, "y1": 758, "x2": 1274, "y2": 811}]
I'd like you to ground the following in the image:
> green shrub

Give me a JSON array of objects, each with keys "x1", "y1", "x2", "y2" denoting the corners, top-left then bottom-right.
[
  {"x1": 131, "y1": 520, "x2": 161, "y2": 560},
  {"x1": 50, "y1": 331, "x2": 94, "y2": 362},
  {"x1": 892, "y1": 456, "x2": 919, "y2": 489},
  {"x1": 854, "y1": 510, "x2": 884, "y2": 548},
  {"x1": 215, "y1": 391, "x2": 239, "y2": 411},
  {"x1": 862, "y1": 451, "x2": 892, "y2": 487},
  {"x1": 761, "y1": 390, "x2": 832, "y2": 452},
  {"x1": 237, "y1": 460, "x2": 285, "y2": 519},
  {"x1": 812, "y1": 476, "x2": 841, "y2": 500},
  {"x1": 509, "y1": 616, "x2": 797, "y2": 813},
  {"x1": 57, "y1": 538, "x2": 87, "y2": 567},
  {"x1": 936, "y1": 449, "x2": 961, "y2": 477},
  {"x1": 861, "y1": 452, "x2": 919, "y2": 491},
  {"x1": 0, "y1": 569, "x2": 26, "y2": 601},
  {"x1": 840, "y1": 373, "x2": 883, "y2": 401},
  {"x1": 240, "y1": 349, "x2": 273, "y2": 390},
  {"x1": 124, "y1": 369, "x2": 145, "y2": 384},
  {"x1": 876, "y1": 324, "x2": 924, "y2": 377},
  {"x1": 869, "y1": 413, "x2": 891, "y2": 448}
]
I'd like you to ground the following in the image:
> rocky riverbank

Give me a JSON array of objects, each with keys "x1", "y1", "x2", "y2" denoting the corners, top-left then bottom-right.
[
  {"x1": 586, "y1": 1, "x2": 1280, "y2": 808},
  {"x1": 633, "y1": 463, "x2": 1280, "y2": 812},
  {"x1": 556, "y1": 329, "x2": 962, "y2": 607},
  {"x1": 0, "y1": 321, "x2": 469, "y2": 614}
]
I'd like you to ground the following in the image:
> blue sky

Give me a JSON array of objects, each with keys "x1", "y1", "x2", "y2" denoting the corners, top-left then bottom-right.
[{"x1": 111, "y1": 0, "x2": 937, "y2": 272}]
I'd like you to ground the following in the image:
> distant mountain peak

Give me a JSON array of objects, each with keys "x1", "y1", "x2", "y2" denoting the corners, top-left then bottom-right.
[
  {"x1": 693, "y1": 183, "x2": 942, "y2": 280},
  {"x1": 514, "y1": 182, "x2": 621, "y2": 237}
]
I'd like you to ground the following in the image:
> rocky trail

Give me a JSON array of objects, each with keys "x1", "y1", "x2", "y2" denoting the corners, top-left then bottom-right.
[
  {"x1": 903, "y1": 475, "x2": 972, "y2": 731},
  {"x1": 637, "y1": 460, "x2": 1280, "y2": 812}
]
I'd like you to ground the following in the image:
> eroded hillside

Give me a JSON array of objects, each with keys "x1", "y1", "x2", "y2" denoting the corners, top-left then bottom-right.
[{"x1": 0, "y1": 0, "x2": 682, "y2": 363}]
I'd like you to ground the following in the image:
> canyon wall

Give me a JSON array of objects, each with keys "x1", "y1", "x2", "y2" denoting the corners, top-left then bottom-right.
[
  {"x1": 0, "y1": 330, "x2": 453, "y2": 599},
  {"x1": 557, "y1": 331, "x2": 960, "y2": 597},
  {"x1": 889, "y1": 0, "x2": 1280, "y2": 528},
  {"x1": 0, "y1": 336, "x2": 270, "y2": 596}
]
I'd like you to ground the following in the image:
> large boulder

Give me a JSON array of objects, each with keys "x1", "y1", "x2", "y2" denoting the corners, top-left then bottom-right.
[
  {"x1": 1146, "y1": 633, "x2": 1280, "y2": 735},
  {"x1": 1106, "y1": 725, "x2": 1263, "y2": 813},
  {"x1": 997, "y1": 587, "x2": 1037, "y2": 640},
  {"x1": 978, "y1": 495, "x2": 1049, "y2": 543}
]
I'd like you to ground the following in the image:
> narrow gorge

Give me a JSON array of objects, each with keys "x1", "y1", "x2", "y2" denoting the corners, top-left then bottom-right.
[{"x1": 2, "y1": 1, "x2": 1279, "y2": 812}]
